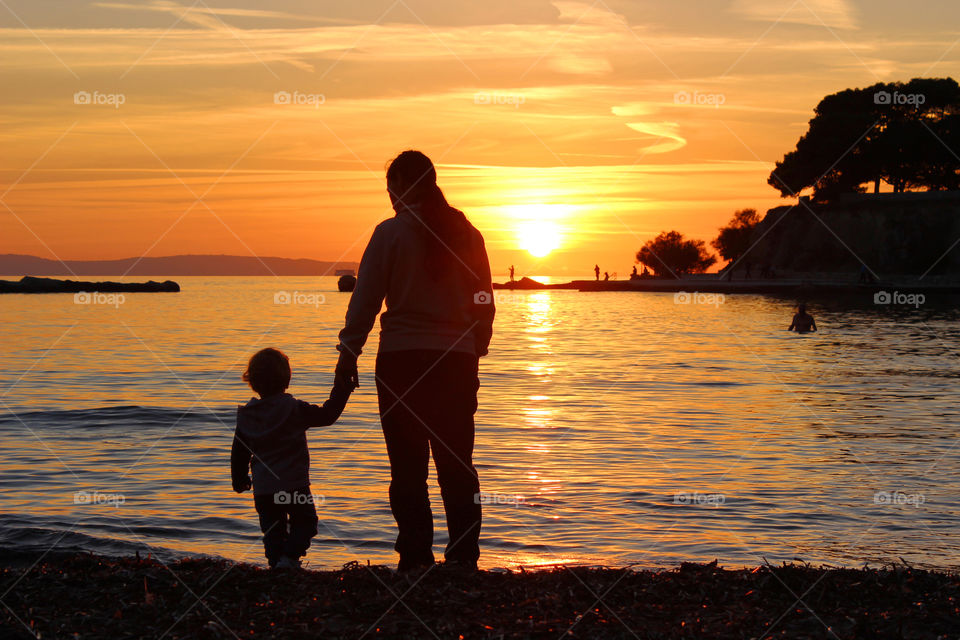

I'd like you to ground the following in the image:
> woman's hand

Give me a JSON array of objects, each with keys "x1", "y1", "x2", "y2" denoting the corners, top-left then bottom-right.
[{"x1": 335, "y1": 350, "x2": 360, "y2": 390}]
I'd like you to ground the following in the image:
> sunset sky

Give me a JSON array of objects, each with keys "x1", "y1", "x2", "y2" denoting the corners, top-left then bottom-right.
[{"x1": 2, "y1": 0, "x2": 959, "y2": 277}]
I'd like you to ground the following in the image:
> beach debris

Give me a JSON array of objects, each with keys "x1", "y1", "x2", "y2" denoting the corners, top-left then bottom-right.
[
  {"x1": 144, "y1": 577, "x2": 154, "y2": 605},
  {"x1": 0, "y1": 552, "x2": 957, "y2": 639}
]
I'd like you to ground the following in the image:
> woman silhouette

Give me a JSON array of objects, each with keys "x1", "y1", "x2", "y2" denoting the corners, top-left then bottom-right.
[{"x1": 335, "y1": 150, "x2": 495, "y2": 571}]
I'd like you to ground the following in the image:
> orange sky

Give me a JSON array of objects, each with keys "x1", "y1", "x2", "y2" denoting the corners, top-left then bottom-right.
[{"x1": 1, "y1": 0, "x2": 958, "y2": 277}]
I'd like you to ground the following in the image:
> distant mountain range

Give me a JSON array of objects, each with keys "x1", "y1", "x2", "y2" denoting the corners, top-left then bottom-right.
[{"x1": 0, "y1": 254, "x2": 359, "y2": 276}]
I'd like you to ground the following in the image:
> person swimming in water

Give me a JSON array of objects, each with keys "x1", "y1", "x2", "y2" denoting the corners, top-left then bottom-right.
[{"x1": 788, "y1": 304, "x2": 817, "y2": 333}]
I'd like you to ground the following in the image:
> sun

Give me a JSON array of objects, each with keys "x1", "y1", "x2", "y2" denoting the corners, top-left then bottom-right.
[
  {"x1": 518, "y1": 219, "x2": 562, "y2": 258},
  {"x1": 499, "y1": 203, "x2": 571, "y2": 258}
]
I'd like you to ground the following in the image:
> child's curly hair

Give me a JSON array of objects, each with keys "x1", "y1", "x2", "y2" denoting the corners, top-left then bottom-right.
[{"x1": 242, "y1": 348, "x2": 291, "y2": 397}]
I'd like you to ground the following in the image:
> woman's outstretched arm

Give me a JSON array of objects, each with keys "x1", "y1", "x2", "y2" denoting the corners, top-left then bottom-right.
[{"x1": 337, "y1": 224, "x2": 390, "y2": 386}]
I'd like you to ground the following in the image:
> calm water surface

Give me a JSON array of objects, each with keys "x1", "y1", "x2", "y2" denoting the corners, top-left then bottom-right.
[{"x1": 1, "y1": 276, "x2": 958, "y2": 570}]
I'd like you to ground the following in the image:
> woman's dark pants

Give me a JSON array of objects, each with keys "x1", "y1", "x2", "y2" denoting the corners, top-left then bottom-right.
[{"x1": 375, "y1": 349, "x2": 481, "y2": 570}]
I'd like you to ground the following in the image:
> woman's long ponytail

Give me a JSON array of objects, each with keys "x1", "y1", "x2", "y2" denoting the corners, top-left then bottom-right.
[{"x1": 386, "y1": 150, "x2": 476, "y2": 282}]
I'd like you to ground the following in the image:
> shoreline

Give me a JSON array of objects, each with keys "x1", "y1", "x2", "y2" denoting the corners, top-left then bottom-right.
[
  {"x1": 2, "y1": 552, "x2": 957, "y2": 638},
  {"x1": 493, "y1": 276, "x2": 960, "y2": 295}
]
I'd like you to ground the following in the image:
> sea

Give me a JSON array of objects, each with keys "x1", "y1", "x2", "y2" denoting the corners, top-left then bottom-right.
[{"x1": 1, "y1": 276, "x2": 958, "y2": 570}]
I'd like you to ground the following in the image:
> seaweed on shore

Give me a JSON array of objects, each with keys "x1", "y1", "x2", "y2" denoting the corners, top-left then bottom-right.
[{"x1": 1, "y1": 553, "x2": 958, "y2": 639}]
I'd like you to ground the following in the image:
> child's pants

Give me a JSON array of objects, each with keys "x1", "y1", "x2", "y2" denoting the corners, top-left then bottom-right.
[{"x1": 253, "y1": 486, "x2": 319, "y2": 566}]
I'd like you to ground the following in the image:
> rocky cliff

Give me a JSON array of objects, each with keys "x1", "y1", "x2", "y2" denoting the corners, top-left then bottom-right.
[{"x1": 747, "y1": 192, "x2": 960, "y2": 279}]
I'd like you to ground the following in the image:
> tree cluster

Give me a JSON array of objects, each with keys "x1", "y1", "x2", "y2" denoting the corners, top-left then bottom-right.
[
  {"x1": 636, "y1": 210, "x2": 761, "y2": 275},
  {"x1": 769, "y1": 77, "x2": 960, "y2": 200}
]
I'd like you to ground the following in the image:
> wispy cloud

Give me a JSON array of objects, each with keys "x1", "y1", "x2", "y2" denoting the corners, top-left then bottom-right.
[
  {"x1": 731, "y1": 0, "x2": 859, "y2": 30},
  {"x1": 625, "y1": 122, "x2": 686, "y2": 155},
  {"x1": 93, "y1": 1, "x2": 357, "y2": 25},
  {"x1": 552, "y1": 1, "x2": 627, "y2": 27}
]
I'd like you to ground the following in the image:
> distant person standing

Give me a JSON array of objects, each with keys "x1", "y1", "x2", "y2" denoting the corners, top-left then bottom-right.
[
  {"x1": 594, "y1": 264, "x2": 600, "y2": 281},
  {"x1": 509, "y1": 265, "x2": 515, "y2": 282},
  {"x1": 788, "y1": 304, "x2": 817, "y2": 333}
]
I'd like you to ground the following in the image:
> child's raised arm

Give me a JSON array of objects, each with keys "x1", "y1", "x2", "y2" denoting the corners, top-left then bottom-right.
[{"x1": 296, "y1": 382, "x2": 353, "y2": 429}]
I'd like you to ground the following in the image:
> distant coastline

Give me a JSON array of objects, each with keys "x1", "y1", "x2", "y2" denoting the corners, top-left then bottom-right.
[{"x1": 0, "y1": 254, "x2": 359, "y2": 277}]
